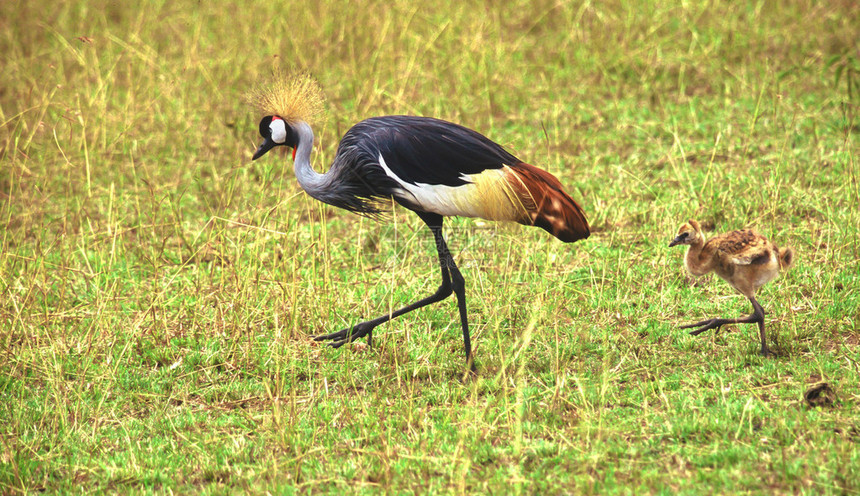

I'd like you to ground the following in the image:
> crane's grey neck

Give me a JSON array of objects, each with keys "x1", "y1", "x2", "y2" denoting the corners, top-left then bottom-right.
[{"x1": 291, "y1": 121, "x2": 329, "y2": 200}]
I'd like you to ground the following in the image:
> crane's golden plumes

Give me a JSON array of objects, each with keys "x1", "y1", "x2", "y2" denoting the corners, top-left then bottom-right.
[{"x1": 248, "y1": 71, "x2": 325, "y2": 124}]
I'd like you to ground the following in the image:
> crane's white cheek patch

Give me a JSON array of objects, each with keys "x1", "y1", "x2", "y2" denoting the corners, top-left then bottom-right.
[
  {"x1": 270, "y1": 119, "x2": 287, "y2": 144},
  {"x1": 377, "y1": 155, "x2": 521, "y2": 220}
]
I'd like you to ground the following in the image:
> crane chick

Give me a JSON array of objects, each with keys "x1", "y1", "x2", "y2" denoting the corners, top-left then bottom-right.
[{"x1": 669, "y1": 219, "x2": 793, "y2": 356}]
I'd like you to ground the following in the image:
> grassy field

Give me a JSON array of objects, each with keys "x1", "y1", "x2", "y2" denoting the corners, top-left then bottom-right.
[{"x1": 2, "y1": 0, "x2": 859, "y2": 493}]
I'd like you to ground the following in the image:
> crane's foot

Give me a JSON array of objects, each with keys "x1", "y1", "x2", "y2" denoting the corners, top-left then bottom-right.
[
  {"x1": 461, "y1": 353, "x2": 477, "y2": 374},
  {"x1": 314, "y1": 321, "x2": 376, "y2": 349},
  {"x1": 759, "y1": 346, "x2": 775, "y2": 358}
]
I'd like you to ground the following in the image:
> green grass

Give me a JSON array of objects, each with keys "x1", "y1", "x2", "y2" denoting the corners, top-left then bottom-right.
[{"x1": 2, "y1": 0, "x2": 859, "y2": 493}]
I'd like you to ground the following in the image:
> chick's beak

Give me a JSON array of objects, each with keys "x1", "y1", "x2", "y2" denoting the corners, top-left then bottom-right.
[{"x1": 668, "y1": 236, "x2": 684, "y2": 248}]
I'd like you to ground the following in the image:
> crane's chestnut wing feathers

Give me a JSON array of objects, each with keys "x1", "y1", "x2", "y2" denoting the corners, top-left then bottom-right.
[{"x1": 506, "y1": 162, "x2": 590, "y2": 242}]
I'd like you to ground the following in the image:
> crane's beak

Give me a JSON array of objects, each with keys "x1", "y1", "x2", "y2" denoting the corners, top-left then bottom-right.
[
  {"x1": 668, "y1": 235, "x2": 684, "y2": 247},
  {"x1": 252, "y1": 137, "x2": 276, "y2": 160}
]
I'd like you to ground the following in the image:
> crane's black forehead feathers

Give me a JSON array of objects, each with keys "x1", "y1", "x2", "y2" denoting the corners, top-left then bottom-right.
[
  {"x1": 340, "y1": 116, "x2": 522, "y2": 187},
  {"x1": 258, "y1": 115, "x2": 274, "y2": 137}
]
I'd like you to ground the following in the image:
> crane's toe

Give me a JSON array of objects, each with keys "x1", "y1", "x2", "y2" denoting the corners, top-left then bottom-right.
[{"x1": 316, "y1": 322, "x2": 375, "y2": 348}]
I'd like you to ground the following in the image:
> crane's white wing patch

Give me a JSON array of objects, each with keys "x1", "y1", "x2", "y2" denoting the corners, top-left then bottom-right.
[{"x1": 377, "y1": 154, "x2": 521, "y2": 220}]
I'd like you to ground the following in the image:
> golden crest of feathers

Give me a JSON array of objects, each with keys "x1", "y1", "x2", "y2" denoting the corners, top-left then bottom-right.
[{"x1": 248, "y1": 71, "x2": 325, "y2": 124}]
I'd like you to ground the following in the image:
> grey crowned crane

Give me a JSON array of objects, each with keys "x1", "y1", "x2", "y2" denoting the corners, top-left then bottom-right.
[
  {"x1": 249, "y1": 74, "x2": 590, "y2": 370},
  {"x1": 669, "y1": 220, "x2": 794, "y2": 357}
]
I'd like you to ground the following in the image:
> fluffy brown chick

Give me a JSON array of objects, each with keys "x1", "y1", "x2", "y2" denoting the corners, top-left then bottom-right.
[{"x1": 669, "y1": 219, "x2": 793, "y2": 356}]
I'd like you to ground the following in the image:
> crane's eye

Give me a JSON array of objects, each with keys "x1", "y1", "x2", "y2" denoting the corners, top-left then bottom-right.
[
  {"x1": 678, "y1": 232, "x2": 689, "y2": 240},
  {"x1": 270, "y1": 118, "x2": 287, "y2": 144}
]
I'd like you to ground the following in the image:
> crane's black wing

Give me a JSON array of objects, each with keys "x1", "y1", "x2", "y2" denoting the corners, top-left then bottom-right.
[{"x1": 343, "y1": 115, "x2": 522, "y2": 187}]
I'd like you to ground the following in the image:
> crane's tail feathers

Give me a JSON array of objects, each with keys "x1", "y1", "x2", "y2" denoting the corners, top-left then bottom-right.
[
  {"x1": 778, "y1": 246, "x2": 794, "y2": 270},
  {"x1": 507, "y1": 163, "x2": 590, "y2": 243}
]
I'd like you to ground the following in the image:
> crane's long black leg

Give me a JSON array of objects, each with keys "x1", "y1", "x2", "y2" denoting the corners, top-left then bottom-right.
[
  {"x1": 427, "y1": 220, "x2": 475, "y2": 371},
  {"x1": 448, "y1": 261, "x2": 474, "y2": 372},
  {"x1": 314, "y1": 213, "x2": 457, "y2": 350}
]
